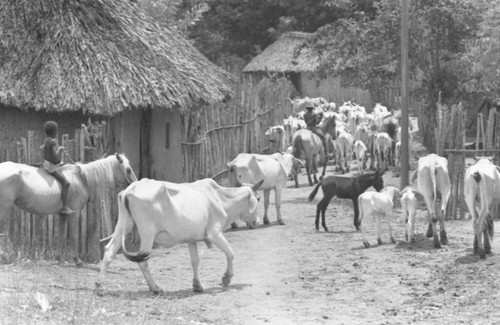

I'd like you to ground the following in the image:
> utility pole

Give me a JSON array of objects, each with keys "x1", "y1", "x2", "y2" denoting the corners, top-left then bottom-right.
[{"x1": 400, "y1": 0, "x2": 410, "y2": 188}]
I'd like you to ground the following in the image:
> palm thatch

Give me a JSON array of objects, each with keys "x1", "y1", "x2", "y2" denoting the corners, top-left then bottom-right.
[
  {"x1": 243, "y1": 32, "x2": 319, "y2": 74},
  {"x1": 0, "y1": 0, "x2": 233, "y2": 115}
]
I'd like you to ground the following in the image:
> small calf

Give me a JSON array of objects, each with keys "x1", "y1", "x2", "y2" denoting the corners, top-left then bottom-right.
[
  {"x1": 358, "y1": 186, "x2": 400, "y2": 248},
  {"x1": 400, "y1": 186, "x2": 418, "y2": 243},
  {"x1": 353, "y1": 140, "x2": 367, "y2": 174}
]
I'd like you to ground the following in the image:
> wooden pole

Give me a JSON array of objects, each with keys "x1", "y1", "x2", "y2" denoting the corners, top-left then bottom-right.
[{"x1": 400, "y1": 0, "x2": 410, "y2": 188}]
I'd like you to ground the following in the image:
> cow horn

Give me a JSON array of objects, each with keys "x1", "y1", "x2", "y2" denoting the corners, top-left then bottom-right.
[{"x1": 252, "y1": 179, "x2": 264, "y2": 191}]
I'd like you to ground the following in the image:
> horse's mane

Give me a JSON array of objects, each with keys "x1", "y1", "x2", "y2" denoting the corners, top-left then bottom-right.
[{"x1": 77, "y1": 155, "x2": 120, "y2": 199}]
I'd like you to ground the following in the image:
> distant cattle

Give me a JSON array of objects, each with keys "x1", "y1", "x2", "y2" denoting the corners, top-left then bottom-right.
[
  {"x1": 334, "y1": 129, "x2": 354, "y2": 174},
  {"x1": 308, "y1": 170, "x2": 385, "y2": 232},
  {"x1": 464, "y1": 158, "x2": 499, "y2": 258},
  {"x1": 353, "y1": 140, "x2": 367, "y2": 174},
  {"x1": 400, "y1": 186, "x2": 418, "y2": 243},
  {"x1": 374, "y1": 132, "x2": 392, "y2": 171},
  {"x1": 358, "y1": 186, "x2": 400, "y2": 248},
  {"x1": 410, "y1": 154, "x2": 451, "y2": 248},
  {"x1": 96, "y1": 178, "x2": 263, "y2": 294},
  {"x1": 228, "y1": 153, "x2": 302, "y2": 225}
]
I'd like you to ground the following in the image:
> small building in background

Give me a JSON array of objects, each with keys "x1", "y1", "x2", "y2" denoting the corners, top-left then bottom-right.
[{"x1": 243, "y1": 32, "x2": 373, "y2": 108}]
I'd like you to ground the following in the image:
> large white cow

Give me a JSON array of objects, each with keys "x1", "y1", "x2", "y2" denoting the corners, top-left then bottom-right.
[
  {"x1": 228, "y1": 152, "x2": 302, "y2": 225},
  {"x1": 96, "y1": 178, "x2": 263, "y2": 294},
  {"x1": 464, "y1": 158, "x2": 499, "y2": 258},
  {"x1": 410, "y1": 153, "x2": 451, "y2": 248}
]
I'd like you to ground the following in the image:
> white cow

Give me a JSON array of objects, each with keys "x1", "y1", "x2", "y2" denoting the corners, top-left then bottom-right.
[
  {"x1": 464, "y1": 158, "x2": 500, "y2": 258},
  {"x1": 283, "y1": 115, "x2": 306, "y2": 147},
  {"x1": 228, "y1": 153, "x2": 302, "y2": 225},
  {"x1": 400, "y1": 186, "x2": 418, "y2": 243},
  {"x1": 353, "y1": 140, "x2": 367, "y2": 174},
  {"x1": 410, "y1": 153, "x2": 451, "y2": 248},
  {"x1": 265, "y1": 125, "x2": 287, "y2": 153},
  {"x1": 334, "y1": 129, "x2": 354, "y2": 174},
  {"x1": 358, "y1": 186, "x2": 400, "y2": 248},
  {"x1": 96, "y1": 178, "x2": 263, "y2": 294},
  {"x1": 374, "y1": 132, "x2": 392, "y2": 171}
]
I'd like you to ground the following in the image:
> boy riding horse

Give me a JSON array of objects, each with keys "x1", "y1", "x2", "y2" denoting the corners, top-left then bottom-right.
[{"x1": 303, "y1": 101, "x2": 328, "y2": 160}]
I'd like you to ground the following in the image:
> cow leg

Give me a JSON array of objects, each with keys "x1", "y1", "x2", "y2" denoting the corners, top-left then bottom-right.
[
  {"x1": 96, "y1": 230, "x2": 123, "y2": 290},
  {"x1": 426, "y1": 222, "x2": 433, "y2": 238},
  {"x1": 137, "y1": 260, "x2": 163, "y2": 295},
  {"x1": 429, "y1": 212, "x2": 441, "y2": 249},
  {"x1": 263, "y1": 189, "x2": 271, "y2": 225},
  {"x1": 483, "y1": 228, "x2": 492, "y2": 255},
  {"x1": 377, "y1": 213, "x2": 383, "y2": 245},
  {"x1": 353, "y1": 199, "x2": 360, "y2": 231},
  {"x1": 188, "y1": 242, "x2": 204, "y2": 292},
  {"x1": 439, "y1": 198, "x2": 449, "y2": 245},
  {"x1": 274, "y1": 188, "x2": 284, "y2": 225},
  {"x1": 359, "y1": 209, "x2": 369, "y2": 248},
  {"x1": 409, "y1": 212, "x2": 416, "y2": 243},
  {"x1": 388, "y1": 213, "x2": 396, "y2": 244},
  {"x1": 210, "y1": 233, "x2": 235, "y2": 287}
]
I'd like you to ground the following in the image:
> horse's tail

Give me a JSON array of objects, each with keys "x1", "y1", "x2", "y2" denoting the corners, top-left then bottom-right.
[
  {"x1": 292, "y1": 134, "x2": 303, "y2": 160},
  {"x1": 308, "y1": 181, "x2": 322, "y2": 202},
  {"x1": 120, "y1": 192, "x2": 151, "y2": 263}
]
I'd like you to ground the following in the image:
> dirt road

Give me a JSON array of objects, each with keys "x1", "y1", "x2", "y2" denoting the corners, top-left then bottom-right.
[{"x1": 1, "y1": 165, "x2": 500, "y2": 324}]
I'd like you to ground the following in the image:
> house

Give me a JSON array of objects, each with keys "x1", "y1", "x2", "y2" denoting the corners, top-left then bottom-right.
[
  {"x1": 0, "y1": 0, "x2": 233, "y2": 182},
  {"x1": 243, "y1": 32, "x2": 372, "y2": 108}
]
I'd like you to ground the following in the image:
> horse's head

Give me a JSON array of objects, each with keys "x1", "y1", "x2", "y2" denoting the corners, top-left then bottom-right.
[
  {"x1": 322, "y1": 116, "x2": 337, "y2": 140},
  {"x1": 114, "y1": 153, "x2": 138, "y2": 186}
]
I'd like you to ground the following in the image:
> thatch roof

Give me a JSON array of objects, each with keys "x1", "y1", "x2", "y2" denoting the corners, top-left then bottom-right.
[
  {"x1": 243, "y1": 32, "x2": 319, "y2": 74},
  {"x1": 0, "y1": 0, "x2": 233, "y2": 116}
]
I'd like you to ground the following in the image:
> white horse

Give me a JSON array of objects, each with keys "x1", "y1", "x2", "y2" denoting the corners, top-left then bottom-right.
[{"x1": 0, "y1": 153, "x2": 137, "y2": 263}]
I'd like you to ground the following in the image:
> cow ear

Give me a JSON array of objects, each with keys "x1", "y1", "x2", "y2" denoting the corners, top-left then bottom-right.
[{"x1": 252, "y1": 179, "x2": 264, "y2": 191}]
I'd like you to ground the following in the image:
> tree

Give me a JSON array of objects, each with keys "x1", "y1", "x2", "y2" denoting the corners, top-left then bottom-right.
[{"x1": 312, "y1": 0, "x2": 483, "y2": 151}]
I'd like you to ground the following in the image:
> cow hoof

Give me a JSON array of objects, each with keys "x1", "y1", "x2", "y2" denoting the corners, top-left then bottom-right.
[
  {"x1": 440, "y1": 232, "x2": 448, "y2": 245},
  {"x1": 263, "y1": 217, "x2": 270, "y2": 225},
  {"x1": 231, "y1": 222, "x2": 238, "y2": 230},
  {"x1": 434, "y1": 242, "x2": 442, "y2": 249},
  {"x1": 363, "y1": 241, "x2": 371, "y2": 248},
  {"x1": 222, "y1": 273, "x2": 233, "y2": 287},
  {"x1": 278, "y1": 219, "x2": 285, "y2": 225},
  {"x1": 193, "y1": 279, "x2": 204, "y2": 293},
  {"x1": 390, "y1": 236, "x2": 396, "y2": 244},
  {"x1": 479, "y1": 250, "x2": 486, "y2": 259},
  {"x1": 377, "y1": 238, "x2": 383, "y2": 245},
  {"x1": 485, "y1": 246, "x2": 492, "y2": 255},
  {"x1": 74, "y1": 257, "x2": 84, "y2": 267}
]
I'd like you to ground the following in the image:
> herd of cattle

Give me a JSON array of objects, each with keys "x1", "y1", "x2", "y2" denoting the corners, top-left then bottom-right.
[{"x1": 96, "y1": 97, "x2": 499, "y2": 295}]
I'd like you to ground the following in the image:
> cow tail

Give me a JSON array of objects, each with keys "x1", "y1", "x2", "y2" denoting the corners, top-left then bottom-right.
[
  {"x1": 308, "y1": 181, "x2": 322, "y2": 202},
  {"x1": 473, "y1": 171, "x2": 494, "y2": 240},
  {"x1": 121, "y1": 193, "x2": 151, "y2": 263},
  {"x1": 430, "y1": 160, "x2": 437, "y2": 202}
]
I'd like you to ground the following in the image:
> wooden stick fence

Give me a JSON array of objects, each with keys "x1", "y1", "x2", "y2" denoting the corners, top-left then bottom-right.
[
  {"x1": 0, "y1": 121, "x2": 115, "y2": 262},
  {"x1": 181, "y1": 77, "x2": 294, "y2": 183}
]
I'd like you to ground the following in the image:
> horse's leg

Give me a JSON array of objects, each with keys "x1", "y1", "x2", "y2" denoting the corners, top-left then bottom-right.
[
  {"x1": 188, "y1": 242, "x2": 204, "y2": 292},
  {"x1": 305, "y1": 157, "x2": 314, "y2": 186},
  {"x1": 320, "y1": 154, "x2": 327, "y2": 180},
  {"x1": 263, "y1": 189, "x2": 271, "y2": 225},
  {"x1": 275, "y1": 187, "x2": 285, "y2": 225},
  {"x1": 68, "y1": 211, "x2": 83, "y2": 266},
  {"x1": 312, "y1": 157, "x2": 319, "y2": 184},
  {"x1": 57, "y1": 215, "x2": 69, "y2": 261},
  {"x1": 210, "y1": 232, "x2": 235, "y2": 287}
]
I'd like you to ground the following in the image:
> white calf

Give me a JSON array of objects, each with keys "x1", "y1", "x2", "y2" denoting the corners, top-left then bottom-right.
[
  {"x1": 353, "y1": 140, "x2": 367, "y2": 174},
  {"x1": 400, "y1": 187, "x2": 418, "y2": 243},
  {"x1": 358, "y1": 186, "x2": 400, "y2": 248}
]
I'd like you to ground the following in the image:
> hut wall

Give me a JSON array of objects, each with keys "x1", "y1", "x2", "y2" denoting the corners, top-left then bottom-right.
[
  {"x1": 0, "y1": 107, "x2": 87, "y2": 162},
  {"x1": 299, "y1": 73, "x2": 373, "y2": 108},
  {"x1": 150, "y1": 109, "x2": 183, "y2": 182},
  {"x1": 111, "y1": 111, "x2": 142, "y2": 177}
]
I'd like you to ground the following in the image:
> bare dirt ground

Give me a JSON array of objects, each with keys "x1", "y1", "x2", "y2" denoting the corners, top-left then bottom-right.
[{"x1": 2, "y1": 125, "x2": 500, "y2": 324}]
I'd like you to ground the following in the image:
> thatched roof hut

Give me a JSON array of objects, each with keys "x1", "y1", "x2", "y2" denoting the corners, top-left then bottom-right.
[
  {"x1": 0, "y1": 0, "x2": 233, "y2": 115},
  {"x1": 243, "y1": 32, "x2": 319, "y2": 74}
]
